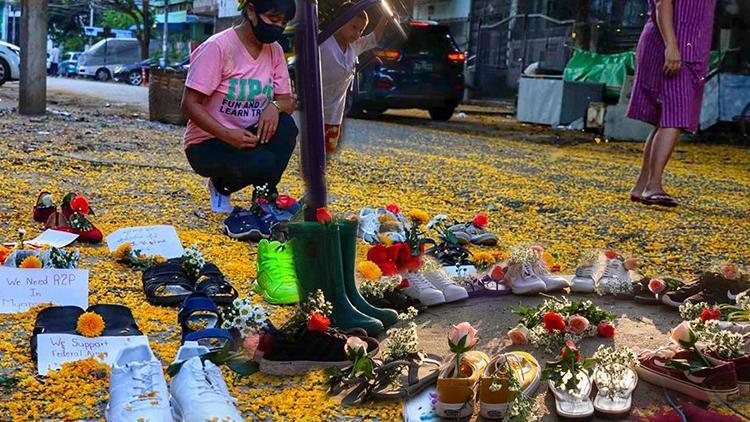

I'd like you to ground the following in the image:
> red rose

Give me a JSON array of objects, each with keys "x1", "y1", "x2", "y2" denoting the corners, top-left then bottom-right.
[
  {"x1": 70, "y1": 195, "x2": 90, "y2": 215},
  {"x1": 700, "y1": 308, "x2": 722, "y2": 322},
  {"x1": 561, "y1": 340, "x2": 581, "y2": 361},
  {"x1": 472, "y1": 213, "x2": 489, "y2": 228},
  {"x1": 543, "y1": 312, "x2": 566, "y2": 332},
  {"x1": 490, "y1": 265, "x2": 506, "y2": 281},
  {"x1": 604, "y1": 250, "x2": 618, "y2": 260},
  {"x1": 379, "y1": 263, "x2": 398, "y2": 276},
  {"x1": 385, "y1": 203, "x2": 401, "y2": 215},
  {"x1": 597, "y1": 321, "x2": 616, "y2": 338},
  {"x1": 307, "y1": 312, "x2": 330, "y2": 332},
  {"x1": 397, "y1": 278, "x2": 410, "y2": 289},
  {"x1": 316, "y1": 207, "x2": 332, "y2": 225},
  {"x1": 275, "y1": 195, "x2": 297, "y2": 209},
  {"x1": 367, "y1": 244, "x2": 389, "y2": 265}
]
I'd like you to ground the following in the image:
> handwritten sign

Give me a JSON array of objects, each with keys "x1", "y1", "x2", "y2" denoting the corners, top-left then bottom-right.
[
  {"x1": 0, "y1": 268, "x2": 89, "y2": 313},
  {"x1": 29, "y1": 229, "x2": 80, "y2": 248},
  {"x1": 36, "y1": 334, "x2": 150, "y2": 375},
  {"x1": 106, "y1": 225, "x2": 184, "y2": 259}
]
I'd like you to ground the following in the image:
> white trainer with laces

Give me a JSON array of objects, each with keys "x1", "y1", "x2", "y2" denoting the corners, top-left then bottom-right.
[
  {"x1": 170, "y1": 342, "x2": 242, "y2": 422},
  {"x1": 402, "y1": 272, "x2": 446, "y2": 306},
  {"x1": 598, "y1": 258, "x2": 630, "y2": 294},
  {"x1": 105, "y1": 344, "x2": 172, "y2": 422},
  {"x1": 424, "y1": 269, "x2": 469, "y2": 303},
  {"x1": 571, "y1": 264, "x2": 598, "y2": 293},
  {"x1": 509, "y1": 263, "x2": 547, "y2": 295},
  {"x1": 208, "y1": 179, "x2": 233, "y2": 214},
  {"x1": 532, "y1": 261, "x2": 570, "y2": 292}
]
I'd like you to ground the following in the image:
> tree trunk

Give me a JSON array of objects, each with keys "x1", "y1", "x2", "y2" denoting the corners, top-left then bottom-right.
[
  {"x1": 19, "y1": 0, "x2": 47, "y2": 115},
  {"x1": 140, "y1": 0, "x2": 151, "y2": 60}
]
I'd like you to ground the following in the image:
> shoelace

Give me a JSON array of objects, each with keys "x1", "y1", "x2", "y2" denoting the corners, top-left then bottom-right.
[
  {"x1": 409, "y1": 273, "x2": 436, "y2": 290},
  {"x1": 576, "y1": 265, "x2": 595, "y2": 278},
  {"x1": 191, "y1": 363, "x2": 237, "y2": 404},
  {"x1": 426, "y1": 271, "x2": 453, "y2": 288},
  {"x1": 602, "y1": 261, "x2": 624, "y2": 280},
  {"x1": 127, "y1": 363, "x2": 163, "y2": 408},
  {"x1": 522, "y1": 263, "x2": 535, "y2": 279}
]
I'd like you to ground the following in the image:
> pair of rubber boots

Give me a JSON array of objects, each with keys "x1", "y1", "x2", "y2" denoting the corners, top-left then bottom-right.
[{"x1": 288, "y1": 220, "x2": 399, "y2": 335}]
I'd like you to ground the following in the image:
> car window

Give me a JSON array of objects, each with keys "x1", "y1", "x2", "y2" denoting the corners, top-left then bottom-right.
[{"x1": 400, "y1": 27, "x2": 458, "y2": 55}]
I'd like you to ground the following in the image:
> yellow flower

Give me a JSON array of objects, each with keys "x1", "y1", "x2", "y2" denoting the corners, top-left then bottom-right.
[
  {"x1": 472, "y1": 252, "x2": 496, "y2": 268},
  {"x1": 111, "y1": 243, "x2": 133, "y2": 261},
  {"x1": 76, "y1": 312, "x2": 105, "y2": 338},
  {"x1": 407, "y1": 209, "x2": 430, "y2": 225},
  {"x1": 378, "y1": 214, "x2": 397, "y2": 224},
  {"x1": 541, "y1": 251, "x2": 555, "y2": 269},
  {"x1": 19, "y1": 255, "x2": 42, "y2": 269},
  {"x1": 382, "y1": 236, "x2": 394, "y2": 247},
  {"x1": 152, "y1": 255, "x2": 167, "y2": 264},
  {"x1": 357, "y1": 261, "x2": 383, "y2": 281}
]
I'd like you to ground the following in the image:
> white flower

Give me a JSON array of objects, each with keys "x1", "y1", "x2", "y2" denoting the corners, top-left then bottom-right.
[{"x1": 232, "y1": 298, "x2": 243, "y2": 308}]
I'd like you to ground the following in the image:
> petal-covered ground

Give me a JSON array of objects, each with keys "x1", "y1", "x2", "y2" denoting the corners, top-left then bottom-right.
[{"x1": 0, "y1": 88, "x2": 749, "y2": 420}]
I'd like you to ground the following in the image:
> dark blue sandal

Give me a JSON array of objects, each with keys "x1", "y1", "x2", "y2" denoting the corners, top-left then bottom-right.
[
  {"x1": 183, "y1": 328, "x2": 233, "y2": 351},
  {"x1": 178, "y1": 293, "x2": 222, "y2": 341},
  {"x1": 142, "y1": 261, "x2": 194, "y2": 306},
  {"x1": 194, "y1": 263, "x2": 238, "y2": 305}
]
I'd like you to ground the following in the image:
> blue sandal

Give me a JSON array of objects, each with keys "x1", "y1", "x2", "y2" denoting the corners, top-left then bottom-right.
[
  {"x1": 178, "y1": 293, "x2": 222, "y2": 341},
  {"x1": 183, "y1": 328, "x2": 233, "y2": 352}
]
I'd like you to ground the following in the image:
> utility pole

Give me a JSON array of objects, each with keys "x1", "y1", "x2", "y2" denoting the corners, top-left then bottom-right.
[
  {"x1": 19, "y1": 0, "x2": 47, "y2": 115},
  {"x1": 161, "y1": 0, "x2": 169, "y2": 68},
  {"x1": 88, "y1": 3, "x2": 94, "y2": 49}
]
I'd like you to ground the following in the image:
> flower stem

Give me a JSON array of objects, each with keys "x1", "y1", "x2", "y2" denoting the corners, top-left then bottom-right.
[{"x1": 455, "y1": 352, "x2": 462, "y2": 379}]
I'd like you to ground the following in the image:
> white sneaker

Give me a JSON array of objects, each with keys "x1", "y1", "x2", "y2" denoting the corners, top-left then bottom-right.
[
  {"x1": 170, "y1": 342, "x2": 242, "y2": 422},
  {"x1": 598, "y1": 258, "x2": 630, "y2": 294},
  {"x1": 509, "y1": 263, "x2": 547, "y2": 295},
  {"x1": 402, "y1": 272, "x2": 446, "y2": 306},
  {"x1": 106, "y1": 344, "x2": 172, "y2": 422},
  {"x1": 424, "y1": 269, "x2": 469, "y2": 303},
  {"x1": 358, "y1": 207, "x2": 380, "y2": 243},
  {"x1": 571, "y1": 264, "x2": 598, "y2": 293},
  {"x1": 208, "y1": 179, "x2": 233, "y2": 214},
  {"x1": 532, "y1": 261, "x2": 570, "y2": 291}
]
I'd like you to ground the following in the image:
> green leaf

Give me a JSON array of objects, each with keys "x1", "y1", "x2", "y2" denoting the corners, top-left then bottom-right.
[
  {"x1": 226, "y1": 359, "x2": 260, "y2": 376},
  {"x1": 324, "y1": 367, "x2": 343, "y2": 378}
]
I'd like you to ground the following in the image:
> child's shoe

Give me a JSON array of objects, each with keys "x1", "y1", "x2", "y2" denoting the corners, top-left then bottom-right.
[
  {"x1": 401, "y1": 273, "x2": 446, "y2": 306},
  {"x1": 532, "y1": 260, "x2": 570, "y2": 291},
  {"x1": 424, "y1": 268, "x2": 469, "y2": 303},
  {"x1": 33, "y1": 191, "x2": 57, "y2": 223},
  {"x1": 571, "y1": 262, "x2": 599, "y2": 293},
  {"x1": 479, "y1": 352, "x2": 541, "y2": 419},
  {"x1": 435, "y1": 350, "x2": 490, "y2": 418},
  {"x1": 506, "y1": 263, "x2": 546, "y2": 295}
]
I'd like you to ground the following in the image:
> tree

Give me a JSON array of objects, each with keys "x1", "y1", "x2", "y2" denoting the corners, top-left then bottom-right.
[
  {"x1": 101, "y1": 9, "x2": 137, "y2": 29},
  {"x1": 97, "y1": 0, "x2": 152, "y2": 59}
]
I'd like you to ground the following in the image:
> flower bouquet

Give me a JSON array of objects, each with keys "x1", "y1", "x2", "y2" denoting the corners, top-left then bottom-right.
[
  {"x1": 111, "y1": 242, "x2": 166, "y2": 270},
  {"x1": 425, "y1": 214, "x2": 473, "y2": 268},
  {"x1": 3, "y1": 246, "x2": 80, "y2": 269},
  {"x1": 509, "y1": 295, "x2": 616, "y2": 352}
]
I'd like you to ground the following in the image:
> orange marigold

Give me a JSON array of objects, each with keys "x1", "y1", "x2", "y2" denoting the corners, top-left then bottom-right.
[
  {"x1": 407, "y1": 209, "x2": 430, "y2": 225},
  {"x1": 77, "y1": 312, "x2": 105, "y2": 337},
  {"x1": 357, "y1": 261, "x2": 383, "y2": 281},
  {"x1": 19, "y1": 255, "x2": 43, "y2": 269},
  {"x1": 112, "y1": 243, "x2": 133, "y2": 261}
]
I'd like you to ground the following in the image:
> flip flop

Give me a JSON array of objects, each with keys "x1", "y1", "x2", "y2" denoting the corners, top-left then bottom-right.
[
  {"x1": 370, "y1": 353, "x2": 443, "y2": 399},
  {"x1": 629, "y1": 194, "x2": 642, "y2": 203},
  {"x1": 641, "y1": 194, "x2": 679, "y2": 208}
]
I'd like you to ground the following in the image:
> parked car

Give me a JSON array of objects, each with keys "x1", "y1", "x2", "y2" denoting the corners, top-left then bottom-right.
[
  {"x1": 77, "y1": 38, "x2": 141, "y2": 81},
  {"x1": 113, "y1": 58, "x2": 157, "y2": 85},
  {"x1": 58, "y1": 52, "x2": 82, "y2": 77},
  {"x1": 0, "y1": 40, "x2": 20, "y2": 86},
  {"x1": 348, "y1": 20, "x2": 465, "y2": 121}
]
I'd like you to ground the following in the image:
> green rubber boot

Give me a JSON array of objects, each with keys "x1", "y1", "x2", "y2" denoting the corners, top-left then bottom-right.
[
  {"x1": 289, "y1": 222, "x2": 384, "y2": 335},
  {"x1": 337, "y1": 220, "x2": 399, "y2": 328},
  {"x1": 253, "y1": 239, "x2": 300, "y2": 305}
]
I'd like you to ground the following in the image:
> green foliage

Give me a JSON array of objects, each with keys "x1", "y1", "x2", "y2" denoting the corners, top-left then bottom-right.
[
  {"x1": 102, "y1": 10, "x2": 139, "y2": 29},
  {"x1": 542, "y1": 342, "x2": 596, "y2": 392}
]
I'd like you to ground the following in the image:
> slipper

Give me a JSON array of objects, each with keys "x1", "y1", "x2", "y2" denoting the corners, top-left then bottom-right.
[
  {"x1": 629, "y1": 194, "x2": 642, "y2": 203},
  {"x1": 549, "y1": 372, "x2": 594, "y2": 420},
  {"x1": 370, "y1": 353, "x2": 442, "y2": 399},
  {"x1": 641, "y1": 194, "x2": 679, "y2": 208},
  {"x1": 593, "y1": 366, "x2": 637, "y2": 417}
]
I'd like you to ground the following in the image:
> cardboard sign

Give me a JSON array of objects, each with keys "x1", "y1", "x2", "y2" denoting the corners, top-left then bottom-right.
[
  {"x1": 106, "y1": 225, "x2": 184, "y2": 259},
  {"x1": 0, "y1": 268, "x2": 89, "y2": 313},
  {"x1": 29, "y1": 230, "x2": 80, "y2": 248},
  {"x1": 36, "y1": 334, "x2": 150, "y2": 375}
]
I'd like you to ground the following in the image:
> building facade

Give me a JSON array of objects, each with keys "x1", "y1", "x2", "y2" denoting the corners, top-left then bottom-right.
[{"x1": 412, "y1": 0, "x2": 471, "y2": 51}]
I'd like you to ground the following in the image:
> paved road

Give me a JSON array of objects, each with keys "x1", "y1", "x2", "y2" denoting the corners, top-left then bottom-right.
[{"x1": 46, "y1": 77, "x2": 148, "y2": 111}]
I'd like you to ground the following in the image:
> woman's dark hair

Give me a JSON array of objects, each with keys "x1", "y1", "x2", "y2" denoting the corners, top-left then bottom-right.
[
  {"x1": 334, "y1": 1, "x2": 369, "y2": 26},
  {"x1": 240, "y1": 0, "x2": 296, "y2": 21}
]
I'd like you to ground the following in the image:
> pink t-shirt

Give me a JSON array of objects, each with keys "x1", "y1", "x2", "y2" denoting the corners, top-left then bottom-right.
[{"x1": 183, "y1": 28, "x2": 292, "y2": 148}]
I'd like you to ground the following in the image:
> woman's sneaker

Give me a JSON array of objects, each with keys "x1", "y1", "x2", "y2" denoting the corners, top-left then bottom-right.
[
  {"x1": 479, "y1": 352, "x2": 541, "y2": 419},
  {"x1": 571, "y1": 264, "x2": 598, "y2": 293},
  {"x1": 531, "y1": 261, "x2": 569, "y2": 292},
  {"x1": 436, "y1": 351, "x2": 490, "y2": 418},
  {"x1": 106, "y1": 345, "x2": 172, "y2": 422},
  {"x1": 598, "y1": 257, "x2": 630, "y2": 294},
  {"x1": 401, "y1": 273, "x2": 446, "y2": 306},
  {"x1": 424, "y1": 269, "x2": 469, "y2": 303},
  {"x1": 507, "y1": 263, "x2": 546, "y2": 295},
  {"x1": 208, "y1": 179, "x2": 233, "y2": 214}
]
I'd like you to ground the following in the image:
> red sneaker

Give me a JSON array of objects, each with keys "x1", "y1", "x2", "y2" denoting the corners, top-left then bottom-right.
[
  {"x1": 636, "y1": 348, "x2": 739, "y2": 402},
  {"x1": 708, "y1": 351, "x2": 750, "y2": 397},
  {"x1": 33, "y1": 191, "x2": 57, "y2": 223}
]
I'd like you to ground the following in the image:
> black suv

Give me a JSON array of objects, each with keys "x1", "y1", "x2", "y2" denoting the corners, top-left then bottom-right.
[{"x1": 348, "y1": 20, "x2": 465, "y2": 121}]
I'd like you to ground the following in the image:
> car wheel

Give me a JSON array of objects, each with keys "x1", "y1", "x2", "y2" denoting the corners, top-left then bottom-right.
[
  {"x1": 0, "y1": 59, "x2": 9, "y2": 86},
  {"x1": 429, "y1": 107, "x2": 455, "y2": 121},
  {"x1": 95, "y1": 68, "x2": 111, "y2": 82},
  {"x1": 128, "y1": 70, "x2": 143, "y2": 86}
]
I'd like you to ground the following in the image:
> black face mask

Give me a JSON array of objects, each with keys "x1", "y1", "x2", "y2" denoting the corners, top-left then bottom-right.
[{"x1": 252, "y1": 17, "x2": 284, "y2": 44}]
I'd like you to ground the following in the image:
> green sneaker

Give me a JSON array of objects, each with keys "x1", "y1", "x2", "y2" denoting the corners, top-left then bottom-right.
[{"x1": 254, "y1": 239, "x2": 300, "y2": 305}]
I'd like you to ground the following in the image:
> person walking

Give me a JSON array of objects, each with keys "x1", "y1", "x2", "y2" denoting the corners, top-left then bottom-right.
[
  {"x1": 49, "y1": 45, "x2": 60, "y2": 76},
  {"x1": 627, "y1": 0, "x2": 717, "y2": 207}
]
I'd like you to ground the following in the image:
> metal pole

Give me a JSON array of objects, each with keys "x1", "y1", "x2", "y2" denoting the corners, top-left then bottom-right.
[
  {"x1": 88, "y1": 3, "x2": 94, "y2": 49},
  {"x1": 295, "y1": 0, "x2": 327, "y2": 220},
  {"x1": 161, "y1": 0, "x2": 169, "y2": 68},
  {"x1": 19, "y1": 0, "x2": 47, "y2": 115}
]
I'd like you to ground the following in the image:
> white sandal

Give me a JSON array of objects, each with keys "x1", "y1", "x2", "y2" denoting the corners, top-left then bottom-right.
[
  {"x1": 548, "y1": 372, "x2": 594, "y2": 420},
  {"x1": 593, "y1": 366, "x2": 637, "y2": 417}
]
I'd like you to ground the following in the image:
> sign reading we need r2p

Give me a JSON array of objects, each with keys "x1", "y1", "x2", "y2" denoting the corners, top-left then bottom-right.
[{"x1": 0, "y1": 268, "x2": 89, "y2": 313}]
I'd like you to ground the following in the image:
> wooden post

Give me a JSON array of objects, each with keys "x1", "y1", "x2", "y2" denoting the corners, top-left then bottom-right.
[{"x1": 19, "y1": 0, "x2": 47, "y2": 116}]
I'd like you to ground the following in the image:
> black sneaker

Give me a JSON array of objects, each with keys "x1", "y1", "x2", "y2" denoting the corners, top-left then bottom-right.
[{"x1": 662, "y1": 271, "x2": 748, "y2": 307}]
